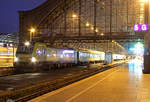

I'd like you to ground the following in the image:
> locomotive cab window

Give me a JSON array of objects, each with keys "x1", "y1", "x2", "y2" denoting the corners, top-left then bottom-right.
[
  {"x1": 36, "y1": 46, "x2": 46, "y2": 56},
  {"x1": 17, "y1": 45, "x2": 33, "y2": 54}
]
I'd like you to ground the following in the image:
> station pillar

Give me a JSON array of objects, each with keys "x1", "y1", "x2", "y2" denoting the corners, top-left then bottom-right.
[
  {"x1": 143, "y1": 0, "x2": 150, "y2": 73},
  {"x1": 77, "y1": 51, "x2": 80, "y2": 65},
  {"x1": 143, "y1": 32, "x2": 150, "y2": 73}
]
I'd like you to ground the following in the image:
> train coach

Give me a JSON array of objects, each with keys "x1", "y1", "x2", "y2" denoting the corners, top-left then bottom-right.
[{"x1": 14, "y1": 42, "x2": 105, "y2": 72}]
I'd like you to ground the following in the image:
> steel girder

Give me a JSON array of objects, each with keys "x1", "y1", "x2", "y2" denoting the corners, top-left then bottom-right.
[{"x1": 19, "y1": 0, "x2": 145, "y2": 54}]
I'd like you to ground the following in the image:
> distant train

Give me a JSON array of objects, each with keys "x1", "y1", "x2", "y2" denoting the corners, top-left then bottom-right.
[{"x1": 14, "y1": 42, "x2": 126, "y2": 72}]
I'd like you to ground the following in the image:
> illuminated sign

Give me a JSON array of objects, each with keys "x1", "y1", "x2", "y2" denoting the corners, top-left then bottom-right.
[
  {"x1": 134, "y1": 24, "x2": 149, "y2": 31},
  {"x1": 134, "y1": 24, "x2": 141, "y2": 31}
]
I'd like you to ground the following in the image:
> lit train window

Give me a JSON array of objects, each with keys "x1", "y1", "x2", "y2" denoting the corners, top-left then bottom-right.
[
  {"x1": 36, "y1": 47, "x2": 46, "y2": 55},
  {"x1": 36, "y1": 49, "x2": 45, "y2": 55},
  {"x1": 17, "y1": 46, "x2": 33, "y2": 54}
]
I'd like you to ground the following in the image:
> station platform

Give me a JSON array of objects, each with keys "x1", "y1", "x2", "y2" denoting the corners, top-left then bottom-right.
[{"x1": 29, "y1": 59, "x2": 149, "y2": 102}]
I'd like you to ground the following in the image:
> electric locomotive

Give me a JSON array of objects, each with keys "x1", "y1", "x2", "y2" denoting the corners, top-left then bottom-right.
[{"x1": 14, "y1": 42, "x2": 105, "y2": 72}]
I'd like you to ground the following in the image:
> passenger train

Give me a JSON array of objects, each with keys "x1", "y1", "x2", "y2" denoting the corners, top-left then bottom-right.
[{"x1": 14, "y1": 42, "x2": 126, "y2": 72}]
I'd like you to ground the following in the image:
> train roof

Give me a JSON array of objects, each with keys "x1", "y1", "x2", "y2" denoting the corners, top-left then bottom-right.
[{"x1": 78, "y1": 48, "x2": 105, "y2": 54}]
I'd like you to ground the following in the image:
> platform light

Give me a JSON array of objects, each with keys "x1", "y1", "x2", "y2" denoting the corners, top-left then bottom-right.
[
  {"x1": 95, "y1": 28, "x2": 99, "y2": 32},
  {"x1": 91, "y1": 27, "x2": 94, "y2": 30},
  {"x1": 129, "y1": 42, "x2": 144, "y2": 55},
  {"x1": 31, "y1": 57, "x2": 37, "y2": 63},
  {"x1": 25, "y1": 41, "x2": 30, "y2": 46},
  {"x1": 86, "y1": 22, "x2": 90, "y2": 27},
  {"x1": 30, "y1": 28, "x2": 35, "y2": 33},
  {"x1": 135, "y1": 42, "x2": 144, "y2": 49},
  {"x1": 14, "y1": 57, "x2": 19, "y2": 62},
  {"x1": 100, "y1": 33, "x2": 104, "y2": 36},
  {"x1": 72, "y1": 14, "x2": 77, "y2": 18},
  {"x1": 141, "y1": 0, "x2": 148, "y2": 2},
  {"x1": 97, "y1": 0, "x2": 100, "y2": 2},
  {"x1": 53, "y1": 54, "x2": 56, "y2": 57},
  {"x1": 102, "y1": 2, "x2": 105, "y2": 5}
]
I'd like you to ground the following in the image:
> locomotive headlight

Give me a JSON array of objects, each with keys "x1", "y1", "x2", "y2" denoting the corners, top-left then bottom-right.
[
  {"x1": 14, "y1": 57, "x2": 19, "y2": 62},
  {"x1": 31, "y1": 57, "x2": 37, "y2": 63},
  {"x1": 25, "y1": 41, "x2": 30, "y2": 46}
]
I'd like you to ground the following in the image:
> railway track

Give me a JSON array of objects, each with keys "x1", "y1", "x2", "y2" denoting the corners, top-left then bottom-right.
[
  {"x1": 0, "y1": 61, "x2": 127, "y2": 102},
  {"x1": 14, "y1": 62, "x2": 126, "y2": 102},
  {"x1": 0, "y1": 67, "x2": 14, "y2": 77}
]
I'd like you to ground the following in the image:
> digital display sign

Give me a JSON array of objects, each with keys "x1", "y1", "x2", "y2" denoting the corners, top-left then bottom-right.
[{"x1": 134, "y1": 24, "x2": 149, "y2": 31}]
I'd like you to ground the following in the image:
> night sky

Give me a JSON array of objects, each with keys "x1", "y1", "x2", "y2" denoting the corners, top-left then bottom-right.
[{"x1": 0, "y1": 0, "x2": 47, "y2": 33}]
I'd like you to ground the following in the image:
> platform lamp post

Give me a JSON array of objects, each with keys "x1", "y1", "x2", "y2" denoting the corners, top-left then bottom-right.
[
  {"x1": 29, "y1": 28, "x2": 36, "y2": 42},
  {"x1": 13, "y1": 42, "x2": 14, "y2": 66},
  {"x1": 12, "y1": 42, "x2": 17, "y2": 68}
]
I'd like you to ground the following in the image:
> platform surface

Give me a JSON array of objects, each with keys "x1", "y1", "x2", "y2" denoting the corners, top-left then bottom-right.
[{"x1": 29, "y1": 59, "x2": 150, "y2": 102}]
